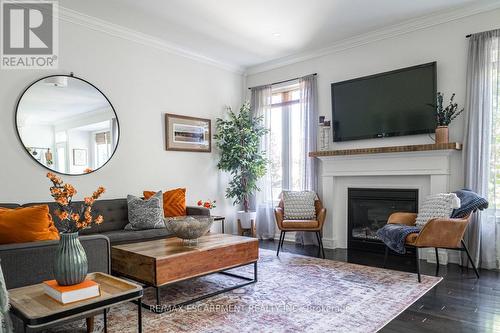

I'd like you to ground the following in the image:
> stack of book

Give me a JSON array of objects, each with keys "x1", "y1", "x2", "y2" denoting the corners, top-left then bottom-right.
[{"x1": 43, "y1": 280, "x2": 101, "y2": 304}]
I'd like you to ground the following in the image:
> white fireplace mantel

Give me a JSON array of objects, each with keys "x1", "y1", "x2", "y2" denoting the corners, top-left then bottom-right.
[{"x1": 315, "y1": 147, "x2": 462, "y2": 264}]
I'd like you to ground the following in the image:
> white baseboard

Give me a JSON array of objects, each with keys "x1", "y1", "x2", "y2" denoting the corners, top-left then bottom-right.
[
  {"x1": 420, "y1": 248, "x2": 461, "y2": 265},
  {"x1": 269, "y1": 234, "x2": 463, "y2": 266},
  {"x1": 272, "y1": 232, "x2": 336, "y2": 249}
]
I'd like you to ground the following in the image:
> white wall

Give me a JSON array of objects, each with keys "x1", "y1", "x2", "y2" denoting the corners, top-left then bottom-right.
[
  {"x1": 0, "y1": 18, "x2": 244, "y2": 232},
  {"x1": 246, "y1": 8, "x2": 500, "y2": 194},
  {"x1": 18, "y1": 125, "x2": 55, "y2": 152}
]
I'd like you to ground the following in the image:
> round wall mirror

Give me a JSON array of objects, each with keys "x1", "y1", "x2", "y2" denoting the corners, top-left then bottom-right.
[{"x1": 16, "y1": 75, "x2": 119, "y2": 175}]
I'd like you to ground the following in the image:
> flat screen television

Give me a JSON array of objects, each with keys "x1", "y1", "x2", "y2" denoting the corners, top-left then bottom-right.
[{"x1": 331, "y1": 62, "x2": 436, "y2": 142}]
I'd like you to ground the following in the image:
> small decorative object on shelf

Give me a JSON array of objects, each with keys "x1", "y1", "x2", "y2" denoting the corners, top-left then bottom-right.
[
  {"x1": 47, "y1": 172, "x2": 106, "y2": 286},
  {"x1": 433, "y1": 92, "x2": 464, "y2": 144},
  {"x1": 43, "y1": 279, "x2": 100, "y2": 304},
  {"x1": 197, "y1": 200, "x2": 216, "y2": 209},
  {"x1": 45, "y1": 148, "x2": 53, "y2": 165},
  {"x1": 319, "y1": 120, "x2": 331, "y2": 151}
]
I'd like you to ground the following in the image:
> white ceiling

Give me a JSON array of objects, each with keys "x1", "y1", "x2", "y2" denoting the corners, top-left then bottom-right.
[
  {"x1": 18, "y1": 77, "x2": 111, "y2": 125},
  {"x1": 60, "y1": 0, "x2": 499, "y2": 71}
]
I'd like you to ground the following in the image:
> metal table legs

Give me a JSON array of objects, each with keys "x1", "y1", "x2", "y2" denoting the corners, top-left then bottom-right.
[{"x1": 144, "y1": 261, "x2": 258, "y2": 314}]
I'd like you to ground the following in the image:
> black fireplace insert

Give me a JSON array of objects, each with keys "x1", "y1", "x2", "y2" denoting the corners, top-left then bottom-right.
[{"x1": 348, "y1": 188, "x2": 418, "y2": 252}]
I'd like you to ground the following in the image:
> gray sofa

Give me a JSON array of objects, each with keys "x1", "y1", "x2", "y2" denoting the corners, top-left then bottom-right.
[
  {"x1": 0, "y1": 198, "x2": 209, "y2": 289},
  {"x1": 1, "y1": 198, "x2": 208, "y2": 331}
]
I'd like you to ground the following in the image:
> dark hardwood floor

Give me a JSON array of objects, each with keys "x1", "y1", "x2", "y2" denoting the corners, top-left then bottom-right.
[{"x1": 259, "y1": 240, "x2": 500, "y2": 333}]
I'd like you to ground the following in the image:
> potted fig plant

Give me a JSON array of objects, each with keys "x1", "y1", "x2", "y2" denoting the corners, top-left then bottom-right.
[
  {"x1": 214, "y1": 102, "x2": 269, "y2": 231},
  {"x1": 434, "y1": 92, "x2": 464, "y2": 144}
]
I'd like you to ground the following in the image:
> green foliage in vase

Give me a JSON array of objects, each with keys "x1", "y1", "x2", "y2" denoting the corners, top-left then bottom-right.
[
  {"x1": 214, "y1": 102, "x2": 269, "y2": 212},
  {"x1": 434, "y1": 92, "x2": 464, "y2": 126}
]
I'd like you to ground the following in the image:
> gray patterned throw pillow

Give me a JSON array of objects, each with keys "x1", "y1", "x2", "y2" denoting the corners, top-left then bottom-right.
[
  {"x1": 282, "y1": 191, "x2": 317, "y2": 220},
  {"x1": 125, "y1": 191, "x2": 165, "y2": 230}
]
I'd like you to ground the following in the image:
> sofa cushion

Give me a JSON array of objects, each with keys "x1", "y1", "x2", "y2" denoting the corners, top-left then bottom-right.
[
  {"x1": 282, "y1": 191, "x2": 317, "y2": 220},
  {"x1": 0, "y1": 205, "x2": 60, "y2": 244},
  {"x1": 102, "y1": 229, "x2": 172, "y2": 245},
  {"x1": 282, "y1": 220, "x2": 319, "y2": 229},
  {"x1": 125, "y1": 192, "x2": 165, "y2": 230},
  {"x1": 144, "y1": 188, "x2": 186, "y2": 217},
  {"x1": 415, "y1": 193, "x2": 461, "y2": 228},
  {"x1": 0, "y1": 203, "x2": 21, "y2": 209},
  {"x1": 23, "y1": 199, "x2": 130, "y2": 234}
]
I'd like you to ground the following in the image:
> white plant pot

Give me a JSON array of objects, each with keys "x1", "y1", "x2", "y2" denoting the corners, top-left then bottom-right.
[{"x1": 237, "y1": 211, "x2": 257, "y2": 229}]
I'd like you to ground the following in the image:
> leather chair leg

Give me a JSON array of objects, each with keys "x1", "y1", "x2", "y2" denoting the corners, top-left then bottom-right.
[
  {"x1": 415, "y1": 249, "x2": 421, "y2": 283},
  {"x1": 461, "y1": 240, "x2": 480, "y2": 279},
  {"x1": 320, "y1": 231, "x2": 325, "y2": 259},
  {"x1": 315, "y1": 232, "x2": 325, "y2": 259},
  {"x1": 383, "y1": 246, "x2": 389, "y2": 268},
  {"x1": 435, "y1": 248, "x2": 440, "y2": 277},
  {"x1": 277, "y1": 231, "x2": 284, "y2": 256}
]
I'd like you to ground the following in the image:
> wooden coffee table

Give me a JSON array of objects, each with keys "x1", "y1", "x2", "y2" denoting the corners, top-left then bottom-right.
[
  {"x1": 9, "y1": 272, "x2": 143, "y2": 333},
  {"x1": 111, "y1": 233, "x2": 259, "y2": 313}
]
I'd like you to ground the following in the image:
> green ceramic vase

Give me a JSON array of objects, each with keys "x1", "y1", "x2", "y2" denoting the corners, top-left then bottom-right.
[{"x1": 53, "y1": 232, "x2": 88, "y2": 286}]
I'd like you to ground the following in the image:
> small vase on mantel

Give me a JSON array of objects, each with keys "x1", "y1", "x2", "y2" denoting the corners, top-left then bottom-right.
[
  {"x1": 435, "y1": 126, "x2": 449, "y2": 144},
  {"x1": 53, "y1": 232, "x2": 88, "y2": 286}
]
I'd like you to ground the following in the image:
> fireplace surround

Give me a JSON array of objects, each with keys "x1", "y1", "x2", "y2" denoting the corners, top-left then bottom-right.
[
  {"x1": 348, "y1": 188, "x2": 418, "y2": 252},
  {"x1": 313, "y1": 143, "x2": 461, "y2": 264}
]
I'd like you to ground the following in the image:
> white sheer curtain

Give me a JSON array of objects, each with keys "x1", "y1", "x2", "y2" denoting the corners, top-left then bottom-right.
[
  {"x1": 295, "y1": 74, "x2": 319, "y2": 245},
  {"x1": 250, "y1": 85, "x2": 275, "y2": 239},
  {"x1": 463, "y1": 29, "x2": 500, "y2": 269}
]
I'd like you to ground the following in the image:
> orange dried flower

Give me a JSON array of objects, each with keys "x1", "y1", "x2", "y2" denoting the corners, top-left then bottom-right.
[
  {"x1": 56, "y1": 197, "x2": 68, "y2": 206},
  {"x1": 63, "y1": 183, "x2": 77, "y2": 197},
  {"x1": 92, "y1": 186, "x2": 105, "y2": 199},
  {"x1": 84, "y1": 197, "x2": 95, "y2": 205},
  {"x1": 58, "y1": 210, "x2": 69, "y2": 220},
  {"x1": 50, "y1": 187, "x2": 61, "y2": 195},
  {"x1": 94, "y1": 215, "x2": 104, "y2": 225},
  {"x1": 47, "y1": 173, "x2": 106, "y2": 232}
]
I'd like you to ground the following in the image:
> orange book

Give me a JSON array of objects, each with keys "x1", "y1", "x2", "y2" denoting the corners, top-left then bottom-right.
[{"x1": 43, "y1": 280, "x2": 100, "y2": 304}]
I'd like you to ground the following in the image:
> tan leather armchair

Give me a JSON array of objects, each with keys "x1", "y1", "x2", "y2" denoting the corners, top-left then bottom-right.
[
  {"x1": 385, "y1": 212, "x2": 478, "y2": 282},
  {"x1": 274, "y1": 198, "x2": 327, "y2": 258}
]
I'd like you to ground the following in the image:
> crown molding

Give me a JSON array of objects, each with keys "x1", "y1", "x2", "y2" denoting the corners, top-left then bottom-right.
[
  {"x1": 58, "y1": 6, "x2": 245, "y2": 74},
  {"x1": 245, "y1": 1, "x2": 500, "y2": 75}
]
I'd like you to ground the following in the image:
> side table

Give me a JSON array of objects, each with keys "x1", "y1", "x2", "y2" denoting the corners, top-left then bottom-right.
[
  {"x1": 9, "y1": 272, "x2": 143, "y2": 333},
  {"x1": 212, "y1": 215, "x2": 226, "y2": 234}
]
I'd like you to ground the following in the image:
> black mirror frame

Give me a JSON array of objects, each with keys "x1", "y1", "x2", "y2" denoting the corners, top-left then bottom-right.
[{"x1": 15, "y1": 74, "x2": 120, "y2": 176}]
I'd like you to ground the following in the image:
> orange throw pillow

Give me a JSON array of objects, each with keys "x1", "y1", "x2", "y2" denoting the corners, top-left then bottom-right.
[
  {"x1": 0, "y1": 205, "x2": 60, "y2": 244},
  {"x1": 144, "y1": 188, "x2": 186, "y2": 217}
]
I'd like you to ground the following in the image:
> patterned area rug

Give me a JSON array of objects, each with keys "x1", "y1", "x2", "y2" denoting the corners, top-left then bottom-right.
[{"x1": 50, "y1": 249, "x2": 441, "y2": 333}]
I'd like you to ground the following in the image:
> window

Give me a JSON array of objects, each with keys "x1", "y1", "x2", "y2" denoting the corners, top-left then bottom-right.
[
  {"x1": 488, "y1": 38, "x2": 500, "y2": 211},
  {"x1": 94, "y1": 131, "x2": 111, "y2": 168},
  {"x1": 55, "y1": 131, "x2": 67, "y2": 173},
  {"x1": 266, "y1": 83, "x2": 306, "y2": 201}
]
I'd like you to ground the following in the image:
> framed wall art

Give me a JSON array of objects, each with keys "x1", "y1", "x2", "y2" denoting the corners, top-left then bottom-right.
[
  {"x1": 73, "y1": 149, "x2": 87, "y2": 166},
  {"x1": 165, "y1": 114, "x2": 211, "y2": 152}
]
